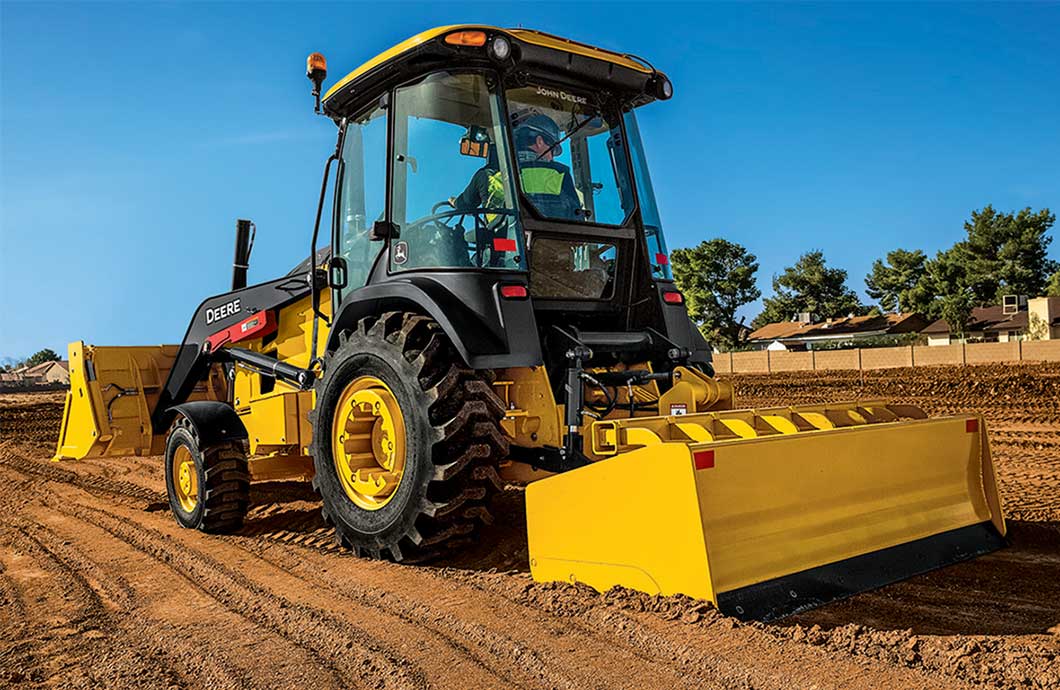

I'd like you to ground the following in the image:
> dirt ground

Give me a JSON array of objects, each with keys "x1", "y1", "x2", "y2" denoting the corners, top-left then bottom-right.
[{"x1": 1, "y1": 363, "x2": 1058, "y2": 689}]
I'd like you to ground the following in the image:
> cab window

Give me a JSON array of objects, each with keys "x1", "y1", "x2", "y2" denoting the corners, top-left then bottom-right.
[
  {"x1": 505, "y1": 84, "x2": 636, "y2": 226},
  {"x1": 389, "y1": 71, "x2": 525, "y2": 271}
]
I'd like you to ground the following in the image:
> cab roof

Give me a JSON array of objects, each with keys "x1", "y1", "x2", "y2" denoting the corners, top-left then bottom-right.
[{"x1": 321, "y1": 25, "x2": 661, "y2": 115}]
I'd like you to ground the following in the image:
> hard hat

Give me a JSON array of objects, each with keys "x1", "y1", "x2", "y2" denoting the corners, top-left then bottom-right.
[{"x1": 514, "y1": 113, "x2": 561, "y2": 149}]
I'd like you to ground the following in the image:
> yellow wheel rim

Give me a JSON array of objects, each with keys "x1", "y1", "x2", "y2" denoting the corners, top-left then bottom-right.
[
  {"x1": 331, "y1": 376, "x2": 407, "y2": 511},
  {"x1": 172, "y1": 445, "x2": 199, "y2": 513}
]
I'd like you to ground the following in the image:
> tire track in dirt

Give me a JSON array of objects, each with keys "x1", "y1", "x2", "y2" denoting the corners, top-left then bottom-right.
[
  {"x1": 231, "y1": 540, "x2": 614, "y2": 690},
  {"x1": 0, "y1": 552, "x2": 29, "y2": 657},
  {"x1": 57, "y1": 500, "x2": 430, "y2": 690},
  {"x1": 235, "y1": 502, "x2": 717, "y2": 689},
  {"x1": 0, "y1": 442, "x2": 165, "y2": 505},
  {"x1": 14, "y1": 519, "x2": 249, "y2": 689},
  {"x1": 429, "y1": 570, "x2": 965, "y2": 690},
  {"x1": 0, "y1": 524, "x2": 186, "y2": 689}
]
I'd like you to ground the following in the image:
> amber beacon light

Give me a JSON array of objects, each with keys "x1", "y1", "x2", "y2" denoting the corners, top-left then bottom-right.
[{"x1": 306, "y1": 52, "x2": 328, "y2": 113}]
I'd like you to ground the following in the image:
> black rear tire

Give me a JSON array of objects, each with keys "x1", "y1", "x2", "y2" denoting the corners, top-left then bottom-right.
[
  {"x1": 164, "y1": 416, "x2": 250, "y2": 533},
  {"x1": 309, "y1": 312, "x2": 508, "y2": 561}
]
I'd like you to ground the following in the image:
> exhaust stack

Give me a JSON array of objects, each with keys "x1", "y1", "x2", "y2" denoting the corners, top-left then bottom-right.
[{"x1": 232, "y1": 219, "x2": 254, "y2": 290}]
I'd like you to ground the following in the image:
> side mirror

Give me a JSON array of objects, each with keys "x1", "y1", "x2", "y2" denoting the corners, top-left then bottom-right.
[
  {"x1": 460, "y1": 125, "x2": 491, "y2": 158},
  {"x1": 370, "y1": 220, "x2": 396, "y2": 241},
  {"x1": 328, "y1": 256, "x2": 348, "y2": 290}
]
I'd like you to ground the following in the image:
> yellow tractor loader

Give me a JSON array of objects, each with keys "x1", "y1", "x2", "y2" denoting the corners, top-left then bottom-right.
[{"x1": 54, "y1": 26, "x2": 1005, "y2": 620}]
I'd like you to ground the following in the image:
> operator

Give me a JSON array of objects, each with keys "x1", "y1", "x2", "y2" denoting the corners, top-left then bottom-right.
[
  {"x1": 450, "y1": 140, "x2": 504, "y2": 213},
  {"x1": 451, "y1": 114, "x2": 581, "y2": 221},
  {"x1": 510, "y1": 113, "x2": 581, "y2": 220}
]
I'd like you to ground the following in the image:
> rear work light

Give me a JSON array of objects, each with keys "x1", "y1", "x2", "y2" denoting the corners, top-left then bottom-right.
[
  {"x1": 500, "y1": 284, "x2": 528, "y2": 299},
  {"x1": 662, "y1": 291, "x2": 683, "y2": 304},
  {"x1": 445, "y1": 30, "x2": 487, "y2": 47}
]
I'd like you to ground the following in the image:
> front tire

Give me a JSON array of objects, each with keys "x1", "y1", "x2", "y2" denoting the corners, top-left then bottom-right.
[
  {"x1": 164, "y1": 417, "x2": 249, "y2": 533},
  {"x1": 310, "y1": 312, "x2": 508, "y2": 561}
]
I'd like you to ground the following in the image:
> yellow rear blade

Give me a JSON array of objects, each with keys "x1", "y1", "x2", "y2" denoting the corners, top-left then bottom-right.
[
  {"x1": 526, "y1": 412, "x2": 1005, "y2": 620},
  {"x1": 54, "y1": 341, "x2": 223, "y2": 461}
]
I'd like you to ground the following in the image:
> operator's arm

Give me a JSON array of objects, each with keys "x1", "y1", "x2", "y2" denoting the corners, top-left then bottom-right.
[
  {"x1": 560, "y1": 170, "x2": 583, "y2": 219},
  {"x1": 451, "y1": 168, "x2": 490, "y2": 211}
]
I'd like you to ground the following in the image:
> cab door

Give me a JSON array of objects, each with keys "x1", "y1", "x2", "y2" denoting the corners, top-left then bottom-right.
[{"x1": 333, "y1": 103, "x2": 388, "y2": 306}]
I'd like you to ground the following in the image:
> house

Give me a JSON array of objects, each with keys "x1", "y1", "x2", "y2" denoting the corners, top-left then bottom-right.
[
  {"x1": 10, "y1": 360, "x2": 70, "y2": 385},
  {"x1": 747, "y1": 313, "x2": 929, "y2": 351},
  {"x1": 922, "y1": 296, "x2": 1060, "y2": 346}
]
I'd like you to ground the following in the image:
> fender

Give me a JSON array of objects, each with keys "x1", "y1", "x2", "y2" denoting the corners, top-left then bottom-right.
[
  {"x1": 168, "y1": 401, "x2": 248, "y2": 448},
  {"x1": 328, "y1": 272, "x2": 543, "y2": 370}
]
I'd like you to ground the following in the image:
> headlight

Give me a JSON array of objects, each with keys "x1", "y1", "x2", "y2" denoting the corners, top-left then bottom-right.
[
  {"x1": 654, "y1": 75, "x2": 673, "y2": 100},
  {"x1": 490, "y1": 35, "x2": 512, "y2": 61}
]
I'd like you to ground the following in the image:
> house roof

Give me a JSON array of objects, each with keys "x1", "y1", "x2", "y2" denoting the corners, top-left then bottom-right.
[
  {"x1": 922, "y1": 306, "x2": 1029, "y2": 335},
  {"x1": 22, "y1": 360, "x2": 68, "y2": 376},
  {"x1": 748, "y1": 313, "x2": 927, "y2": 342}
]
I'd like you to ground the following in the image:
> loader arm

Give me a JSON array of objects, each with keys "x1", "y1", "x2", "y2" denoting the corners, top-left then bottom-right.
[{"x1": 152, "y1": 274, "x2": 314, "y2": 433}]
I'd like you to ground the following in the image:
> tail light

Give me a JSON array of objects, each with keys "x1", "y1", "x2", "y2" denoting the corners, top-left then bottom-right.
[{"x1": 500, "y1": 284, "x2": 528, "y2": 299}]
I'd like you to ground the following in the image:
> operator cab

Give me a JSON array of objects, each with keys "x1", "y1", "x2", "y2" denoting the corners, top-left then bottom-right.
[{"x1": 315, "y1": 26, "x2": 705, "y2": 377}]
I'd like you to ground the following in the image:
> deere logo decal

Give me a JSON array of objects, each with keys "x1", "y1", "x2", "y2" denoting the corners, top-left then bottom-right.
[
  {"x1": 534, "y1": 86, "x2": 587, "y2": 105},
  {"x1": 206, "y1": 299, "x2": 241, "y2": 325}
]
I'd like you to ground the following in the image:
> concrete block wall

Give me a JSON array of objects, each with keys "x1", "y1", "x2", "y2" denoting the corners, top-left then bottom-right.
[
  {"x1": 1020, "y1": 340, "x2": 1060, "y2": 362},
  {"x1": 812, "y1": 349, "x2": 860, "y2": 370},
  {"x1": 719, "y1": 339, "x2": 1060, "y2": 374},
  {"x1": 769, "y1": 351, "x2": 814, "y2": 372},
  {"x1": 964, "y1": 342, "x2": 1020, "y2": 364},
  {"x1": 860, "y1": 346, "x2": 913, "y2": 370},
  {"x1": 731, "y1": 350, "x2": 770, "y2": 373},
  {"x1": 912, "y1": 344, "x2": 964, "y2": 367}
]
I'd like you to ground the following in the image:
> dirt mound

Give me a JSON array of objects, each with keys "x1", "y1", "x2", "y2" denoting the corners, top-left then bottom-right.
[
  {"x1": 728, "y1": 362, "x2": 1060, "y2": 420},
  {"x1": 0, "y1": 399, "x2": 63, "y2": 448}
]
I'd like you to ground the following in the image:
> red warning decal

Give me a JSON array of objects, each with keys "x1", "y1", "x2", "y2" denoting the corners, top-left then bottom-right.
[
  {"x1": 494, "y1": 237, "x2": 517, "y2": 252},
  {"x1": 693, "y1": 449, "x2": 715, "y2": 470}
]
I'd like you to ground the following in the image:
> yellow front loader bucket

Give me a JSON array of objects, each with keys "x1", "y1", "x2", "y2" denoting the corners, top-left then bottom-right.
[
  {"x1": 526, "y1": 402, "x2": 1005, "y2": 620},
  {"x1": 54, "y1": 341, "x2": 225, "y2": 461}
]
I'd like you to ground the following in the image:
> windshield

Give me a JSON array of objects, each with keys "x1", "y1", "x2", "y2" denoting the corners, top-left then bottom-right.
[
  {"x1": 504, "y1": 84, "x2": 636, "y2": 225},
  {"x1": 390, "y1": 71, "x2": 525, "y2": 272}
]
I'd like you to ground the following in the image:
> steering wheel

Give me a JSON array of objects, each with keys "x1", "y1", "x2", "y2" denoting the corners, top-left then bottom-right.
[{"x1": 400, "y1": 202, "x2": 517, "y2": 268}]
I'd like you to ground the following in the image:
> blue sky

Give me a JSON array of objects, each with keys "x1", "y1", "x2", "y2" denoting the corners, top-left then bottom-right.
[{"x1": 2, "y1": 2, "x2": 1058, "y2": 359}]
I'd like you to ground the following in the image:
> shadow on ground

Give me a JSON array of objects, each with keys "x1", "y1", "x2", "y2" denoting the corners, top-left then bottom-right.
[{"x1": 782, "y1": 521, "x2": 1060, "y2": 636}]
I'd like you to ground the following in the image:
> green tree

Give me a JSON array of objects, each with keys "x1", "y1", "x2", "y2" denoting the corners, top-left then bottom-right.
[
  {"x1": 671, "y1": 239, "x2": 761, "y2": 349},
  {"x1": 936, "y1": 292, "x2": 975, "y2": 340},
  {"x1": 25, "y1": 349, "x2": 60, "y2": 367},
  {"x1": 1047, "y1": 270, "x2": 1060, "y2": 297},
  {"x1": 923, "y1": 247, "x2": 975, "y2": 337},
  {"x1": 864, "y1": 248, "x2": 932, "y2": 313},
  {"x1": 752, "y1": 250, "x2": 863, "y2": 328},
  {"x1": 957, "y1": 206, "x2": 1055, "y2": 304}
]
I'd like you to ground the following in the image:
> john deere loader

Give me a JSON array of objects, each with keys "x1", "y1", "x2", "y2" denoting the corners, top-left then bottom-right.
[{"x1": 54, "y1": 26, "x2": 1005, "y2": 620}]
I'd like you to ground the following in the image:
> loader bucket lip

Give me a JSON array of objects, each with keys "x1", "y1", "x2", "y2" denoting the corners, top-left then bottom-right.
[{"x1": 716, "y1": 521, "x2": 1006, "y2": 622}]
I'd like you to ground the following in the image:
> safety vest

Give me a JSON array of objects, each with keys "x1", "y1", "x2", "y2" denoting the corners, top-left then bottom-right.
[{"x1": 488, "y1": 165, "x2": 575, "y2": 219}]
